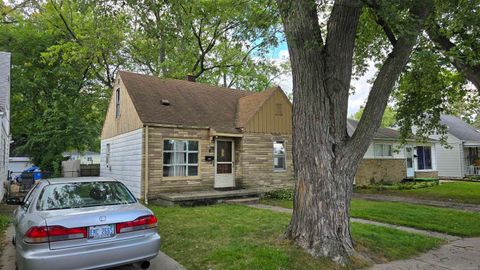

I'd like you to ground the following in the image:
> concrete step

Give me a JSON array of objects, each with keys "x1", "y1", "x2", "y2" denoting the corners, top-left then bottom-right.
[{"x1": 224, "y1": 197, "x2": 260, "y2": 205}]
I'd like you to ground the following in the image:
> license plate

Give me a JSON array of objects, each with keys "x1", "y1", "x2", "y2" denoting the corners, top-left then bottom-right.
[{"x1": 88, "y1": 224, "x2": 115, "y2": 239}]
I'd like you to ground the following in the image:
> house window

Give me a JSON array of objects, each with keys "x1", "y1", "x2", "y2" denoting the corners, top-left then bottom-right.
[
  {"x1": 163, "y1": 140, "x2": 199, "y2": 177},
  {"x1": 273, "y1": 141, "x2": 286, "y2": 171},
  {"x1": 374, "y1": 144, "x2": 392, "y2": 157},
  {"x1": 417, "y1": 146, "x2": 432, "y2": 170},
  {"x1": 115, "y1": 88, "x2": 120, "y2": 118},
  {"x1": 106, "y1": 143, "x2": 111, "y2": 167}
]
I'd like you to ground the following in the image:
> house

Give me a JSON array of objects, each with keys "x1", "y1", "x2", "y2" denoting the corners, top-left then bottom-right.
[
  {"x1": 0, "y1": 52, "x2": 11, "y2": 198},
  {"x1": 100, "y1": 71, "x2": 293, "y2": 200},
  {"x1": 349, "y1": 119, "x2": 438, "y2": 186},
  {"x1": 431, "y1": 115, "x2": 480, "y2": 178},
  {"x1": 100, "y1": 71, "x2": 437, "y2": 200},
  {"x1": 63, "y1": 150, "x2": 100, "y2": 164}
]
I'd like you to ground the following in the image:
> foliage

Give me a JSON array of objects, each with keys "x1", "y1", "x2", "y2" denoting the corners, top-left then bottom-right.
[
  {"x1": 0, "y1": 7, "x2": 111, "y2": 173},
  {"x1": 0, "y1": 0, "x2": 283, "y2": 172},
  {"x1": 149, "y1": 204, "x2": 442, "y2": 269},
  {"x1": 264, "y1": 188, "x2": 294, "y2": 200},
  {"x1": 124, "y1": 0, "x2": 283, "y2": 91},
  {"x1": 355, "y1": 180, "x2": 439, "y2": 191},
  {"x1": 353, "y1": 106, "x2": 396, "y2": 128}
]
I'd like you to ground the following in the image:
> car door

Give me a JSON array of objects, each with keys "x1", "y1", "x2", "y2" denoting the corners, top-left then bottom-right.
[{"x1": 13, "y1": 183, "x2": 41, "y2": 243}]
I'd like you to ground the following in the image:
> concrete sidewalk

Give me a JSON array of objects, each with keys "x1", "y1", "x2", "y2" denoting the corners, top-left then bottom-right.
[
  {"x1": 354, "y1": 193, "x2": 480, "y2": 212},
  {"x1": 0, "y1": 225, "x2": 185, "y2": 270},
  {"x1": 368, "y1": 237, "x2": 480, "y2": 270}
]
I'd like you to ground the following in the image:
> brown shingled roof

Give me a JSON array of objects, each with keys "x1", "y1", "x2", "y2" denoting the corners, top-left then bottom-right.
[
  {"x1": 347, "y1": 119, "x2": 401, "y2": 139},
  {"x1": 119, "y1": 71, "x2": 278, "y2": 133}
]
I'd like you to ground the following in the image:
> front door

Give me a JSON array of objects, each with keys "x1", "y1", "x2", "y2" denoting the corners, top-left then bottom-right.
[
  {"x1": 215, "y1": 139, "x2": 235, "y2": 188},
  {"x1": 405, "y1": 146, "x2": 414, "y2": 178}
]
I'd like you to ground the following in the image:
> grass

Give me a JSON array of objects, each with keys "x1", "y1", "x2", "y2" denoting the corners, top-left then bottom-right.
[
  {"x1": 261, "y1": 198, "x2": 480, "y2": 237},
  {"x1": 0, "y1": 204, "x2": 14, "y2": 255},
  {"x1": 356, "y1": 181, "x2": 480, "y2": 204},
  {"x1": 150, "y1": 204, "x2": 442, "y2": 270}
]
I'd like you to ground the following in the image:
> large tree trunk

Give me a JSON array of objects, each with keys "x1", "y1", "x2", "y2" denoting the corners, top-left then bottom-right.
[{"x1": 278, "y1": 0, "x2": 432, "y2": 264}]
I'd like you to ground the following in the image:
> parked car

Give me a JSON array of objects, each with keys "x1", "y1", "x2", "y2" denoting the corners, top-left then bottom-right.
[{"x1": 7, "y1": 177, "x2": 160, "y2": 270}]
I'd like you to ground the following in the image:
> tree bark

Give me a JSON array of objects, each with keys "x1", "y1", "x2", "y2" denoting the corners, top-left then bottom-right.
[{"x1": 277, "y1": 0, "x2": 432, "y2": 264}]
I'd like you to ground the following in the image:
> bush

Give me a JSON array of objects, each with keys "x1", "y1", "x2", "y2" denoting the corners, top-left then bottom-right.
[
  {"x1": 264, "y1": 189, "x2": 294, "y2": 200},
  {"x1": 357, "y1": 180, "x2": 439, "y2": 191}
]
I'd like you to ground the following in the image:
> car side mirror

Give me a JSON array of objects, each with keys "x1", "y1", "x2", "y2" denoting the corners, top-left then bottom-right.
[{"x1": 6, "y1": 197, "x2": 23, "y2": 205}]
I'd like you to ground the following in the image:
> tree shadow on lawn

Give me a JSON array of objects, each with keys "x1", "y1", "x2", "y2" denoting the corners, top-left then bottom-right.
[{"x1": 149, "y1": 204, "x2": 443, "y2": 270}]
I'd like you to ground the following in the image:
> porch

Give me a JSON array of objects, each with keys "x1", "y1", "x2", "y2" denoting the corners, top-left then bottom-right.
[
  {"x1": 465, "y1": 146, "x2": 480, "y2": 176},
  {"x1": 152, "y1": 188, "x2": 268, "y2": 206}
]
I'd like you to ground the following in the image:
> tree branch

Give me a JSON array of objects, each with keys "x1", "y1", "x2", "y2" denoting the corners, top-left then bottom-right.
[
  {"x1": 324, "y1": 0, "x2": 363, "y2": 142},
  {"x1": 350, "y1": 0, "x2": 433, "y2": 159},
  {"x1": 364, "y1": 0, "x2": 397, "y2": 46},
  {"x1": 427, "y1": 24, "x2": 480, "y2": 90}
]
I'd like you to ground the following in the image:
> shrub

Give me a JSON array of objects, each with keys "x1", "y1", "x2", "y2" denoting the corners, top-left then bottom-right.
[{"x1": 264, "y1": 189, "x2": 294, "y2": 200}]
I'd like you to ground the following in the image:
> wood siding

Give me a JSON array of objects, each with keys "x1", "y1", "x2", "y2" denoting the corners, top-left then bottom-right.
[
  {"x1": 101, "y1": 75, "x2": 143, "y2": 139},
  {"x1": 245, "y1": 90, "x2": 292, "y2": 134},
  {"x1": 100, "y1": 128, "x2": 143, "y2": 198}
]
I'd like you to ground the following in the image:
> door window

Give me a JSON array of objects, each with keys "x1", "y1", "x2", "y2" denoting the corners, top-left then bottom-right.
[{"x1": 216, "y1": 141, "x2": 233, "y2": 174}]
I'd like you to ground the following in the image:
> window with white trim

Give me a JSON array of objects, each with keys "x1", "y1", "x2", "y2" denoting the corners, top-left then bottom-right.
[
  {"x1": 374, "y1": 144, "x2": 393, "y2": 157},
  {"x1": 115, "y1": 88, "x2": 120, "y2": 119},
  {"x1": 416, "y1": 146, "x2": 432, "y2": 170},
  {"x1": 273, "y1": 141, "x2": 286, "y2": 171},
  {"x1": 163, "y1": 140, "x2": 199, "y2": 177},
  {"x1": 105, "y1": 143, "x2": 111, "y2": 167}
]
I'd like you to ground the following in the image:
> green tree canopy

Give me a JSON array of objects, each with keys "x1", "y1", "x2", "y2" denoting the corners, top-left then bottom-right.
[
  {"x1": 1, "y1": 0, "x2": 283, "y2": 173},
  {"x1": 353, "y1": 105, "x2": 396, "y2": 128}
]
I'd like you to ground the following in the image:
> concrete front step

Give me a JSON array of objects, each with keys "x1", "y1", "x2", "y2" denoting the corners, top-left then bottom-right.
[{"x1": 224, "y1": 197, "x2": 261, "y2": 205}]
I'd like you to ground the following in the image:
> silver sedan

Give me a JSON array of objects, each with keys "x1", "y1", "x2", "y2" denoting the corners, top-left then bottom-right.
[{"x1": 7, "y1": 177, "x2": 161, "y2": 270}]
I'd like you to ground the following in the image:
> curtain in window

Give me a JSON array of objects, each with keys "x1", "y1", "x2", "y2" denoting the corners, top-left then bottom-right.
[{"x1": 417, "y1": 146, "x2": 432, "y2": 170}]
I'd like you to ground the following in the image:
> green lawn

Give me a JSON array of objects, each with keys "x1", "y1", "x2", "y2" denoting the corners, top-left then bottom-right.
[
  {"x1": 261, "y1": 198, "x2": 480, "y2": 237},
  {"x1": 150, "y1": 204, "x2": 442, "y2": 270},
  {"x1": 356, "y1": 181, "x2": 480, "y2": 204}
]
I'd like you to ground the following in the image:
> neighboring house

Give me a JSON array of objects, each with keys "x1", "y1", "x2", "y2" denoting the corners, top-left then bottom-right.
[
  {"x1": 63, "y1": 151, "x2": 100, "y2": 164},
  {"x1": 0, "y1": 52, "x2": 10, "y2": 198},
  {"x1": 100, "y1": 71, "x2": 293, "y2": 199},
  {"x1": 349, "y1": 119, "x2": 438, "y2": 186},
  {"x1": 432, "y1": 115, "x2": 480, "y2": 178},
  {"x1": 9, "y1": 157, "x2": 34, "y2": 179}
]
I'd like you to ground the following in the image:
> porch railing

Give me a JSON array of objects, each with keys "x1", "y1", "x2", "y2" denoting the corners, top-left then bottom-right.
[{"x1": 465, "y1": 166, "x2": 480, "y2": 176}]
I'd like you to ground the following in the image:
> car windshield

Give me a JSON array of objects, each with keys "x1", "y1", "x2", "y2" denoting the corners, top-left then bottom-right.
[{"x1": 36, "y1": 181, "x2": 136, "y2": 211}]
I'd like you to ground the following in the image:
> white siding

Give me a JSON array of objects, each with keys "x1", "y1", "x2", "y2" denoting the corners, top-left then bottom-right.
[
  {"x1": 363, "y1": 140, "x2": 405, "y2": 159},
  {"x1": 431, "y1": 132, "x2": 464, "y2": 178},
  {"x1": 100, "y1": 128, "x2": 143, "y2": 198},
  {"x1": 0, "y1": 52, "x2": 10, "y2": 199}
]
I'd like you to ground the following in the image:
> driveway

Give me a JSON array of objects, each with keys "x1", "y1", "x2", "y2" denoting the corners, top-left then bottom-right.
[{"x1": 0, "y1": 225, "x2": 185, "y2": 270}]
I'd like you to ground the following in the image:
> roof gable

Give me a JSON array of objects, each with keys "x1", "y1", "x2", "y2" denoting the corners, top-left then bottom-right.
[
  {"x1": 235, "y1": 87, "x2": 276, "y2": 128},
  {"x1": 237, "y1": 87, "x2": 292, "y2": 134},
  {"x1": 440, "y1": 115, "x2": 480, "y2": 142}
]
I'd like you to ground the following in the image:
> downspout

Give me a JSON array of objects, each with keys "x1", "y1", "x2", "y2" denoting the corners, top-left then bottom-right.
[{"x1": 144, "y1": 125, "x2": 149, "y2": 205}]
